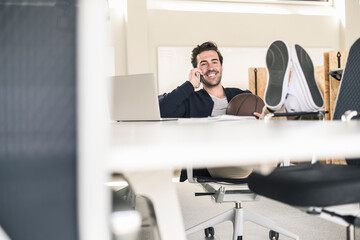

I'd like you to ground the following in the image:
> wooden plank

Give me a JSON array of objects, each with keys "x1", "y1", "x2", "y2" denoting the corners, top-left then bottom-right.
[
  {"x1": 323, "y1": 52, "x2": 331, "y2": 120},
  {"x1": 315, "y1": 65, "x2": 325, "y2": 101},
  {"x1": 329, "y1": 78, "x2": 341, "y2": 119}
]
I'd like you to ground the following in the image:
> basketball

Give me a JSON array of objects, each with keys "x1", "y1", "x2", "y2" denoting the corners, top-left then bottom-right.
[{"x1": 226, "y1": 93, "x2": 265, "y2": 116}]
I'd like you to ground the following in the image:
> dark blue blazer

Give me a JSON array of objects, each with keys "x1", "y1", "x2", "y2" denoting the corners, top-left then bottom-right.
[
  {"x1": 159, "y1": 81, "x2": 250, "y2": 118},
  {"x1": 158, "y1": 81, "x2": 251, "y2": 181}
]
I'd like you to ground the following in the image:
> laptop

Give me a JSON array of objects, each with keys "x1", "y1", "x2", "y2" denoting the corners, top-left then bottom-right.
[{"x1": 109, "y1": 73, "x2": 177, "y2": 122}]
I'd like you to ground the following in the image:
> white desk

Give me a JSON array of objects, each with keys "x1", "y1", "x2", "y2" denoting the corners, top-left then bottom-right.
[
  {"x1": 108, "y1": 119, "x2": 360, "y2": 171},
  {"x1": 107, "y1": 119, "x2": 360, "y2": 240}
]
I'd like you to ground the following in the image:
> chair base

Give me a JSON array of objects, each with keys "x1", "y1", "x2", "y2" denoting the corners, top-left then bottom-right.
[{"x1": 186, "y1": 202, "x2": 299, "y2": 240}]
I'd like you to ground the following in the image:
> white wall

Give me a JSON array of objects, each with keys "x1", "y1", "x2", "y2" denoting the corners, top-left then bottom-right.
[
  {"x1": 126, "y1": 0, "x2": 151, "y2": 74},
  {"x1": 345, "y1": 0, "x2": 360, "y2": 50},
  {"x1": 108, "y1": 6, "x2": 127, "y2": 76},
  {"x1": 108, "y1": 0, "x2": 360, "y2": 93},
  {"x1": 157, "y1": 46, "x2": 330, "y2": 93}
]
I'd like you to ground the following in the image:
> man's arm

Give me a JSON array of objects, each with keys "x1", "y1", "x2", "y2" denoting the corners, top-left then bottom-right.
[
  {"x1": 159, "y1": 69, "x2": 203, "y2": 118},
  {"x1": 159, "y1": 81, "x2": 195, "y2": 118}
]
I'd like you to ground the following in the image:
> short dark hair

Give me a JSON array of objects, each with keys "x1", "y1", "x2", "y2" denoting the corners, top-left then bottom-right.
[{"x1": 191, "y1": 41, "x2": 223, "y2": 68}]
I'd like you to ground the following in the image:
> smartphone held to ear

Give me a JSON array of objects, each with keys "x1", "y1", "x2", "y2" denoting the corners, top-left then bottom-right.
[{"x1": 196, "y1": 72, "x2": 201, "y2": 83}]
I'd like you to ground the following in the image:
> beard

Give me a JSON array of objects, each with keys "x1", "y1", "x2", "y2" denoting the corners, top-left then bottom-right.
[{"x1": 201, "y1": 70, "x2": 222, "y2": 88}]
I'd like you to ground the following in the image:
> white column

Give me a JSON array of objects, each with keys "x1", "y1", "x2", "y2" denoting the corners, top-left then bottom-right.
[{"x1": 77, "y1": 1, "x2": 110, "y2": 240}]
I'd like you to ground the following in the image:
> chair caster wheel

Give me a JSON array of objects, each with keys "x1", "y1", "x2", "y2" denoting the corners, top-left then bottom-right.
[
  {"x1": 269, "y1": 230, "x2": 279, "y2": 240},
  {"x1": 204, "y1": 227, "x2": 215, "y2": 238}
]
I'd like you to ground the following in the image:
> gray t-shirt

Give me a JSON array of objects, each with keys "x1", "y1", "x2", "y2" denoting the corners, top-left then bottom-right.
[{"x1": 209, "y1": 94, "x2": 228, "y2": 117}]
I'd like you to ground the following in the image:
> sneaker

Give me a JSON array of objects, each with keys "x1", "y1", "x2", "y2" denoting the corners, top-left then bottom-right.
[
  {"x1": 285, "y1": 44, "x2": 324, "y2": 112},
  {"x1": 264, "y1": 40, "x2": 291, "y2": 111}
]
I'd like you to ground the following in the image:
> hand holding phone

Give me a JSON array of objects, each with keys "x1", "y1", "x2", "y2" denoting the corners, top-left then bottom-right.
[
  {"x1": 189, "y1": 68, "x2": 202, "y2": 89},
  {"x1": 196, "y1": 72, "x2": 201, "y2": 83}
]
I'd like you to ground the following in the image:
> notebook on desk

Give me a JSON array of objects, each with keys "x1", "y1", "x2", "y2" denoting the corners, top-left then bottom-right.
[{"x1": 109, "y1": 73, "x2": 177, "y2": 122}]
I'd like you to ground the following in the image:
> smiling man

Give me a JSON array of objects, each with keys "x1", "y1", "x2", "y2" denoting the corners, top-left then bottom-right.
[
  {"x1": 159, "y1": 41, "x2": 251, "y2": 118},
  {"x1": 159, "y1": 41, "x2": 254, "y2": 181}
]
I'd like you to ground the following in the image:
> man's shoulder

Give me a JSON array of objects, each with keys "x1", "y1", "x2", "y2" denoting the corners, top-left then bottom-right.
[
  {"x1": 224, "y1": 87, "x2": 251, "y2": 95},
  {"x1": 195, "y1": 88, "x2": 208, "y2": 95}
]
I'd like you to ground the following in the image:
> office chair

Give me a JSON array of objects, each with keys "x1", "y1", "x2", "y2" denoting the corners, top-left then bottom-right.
[
  {"x1": 0, "y1": 2, "x2": 79, "y2": 239},
  {"x1": 181, "y1": 91, "x2": 300, "y2": 240},
  {"x1": 248, "y1": 37, "x2": 360, "y2": 240},
  {"x1": 184, "y1": 166, "x2": 299, "y2": 240}
]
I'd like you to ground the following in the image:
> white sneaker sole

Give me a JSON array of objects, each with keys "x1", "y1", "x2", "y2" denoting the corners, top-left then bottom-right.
[
  {"x1": 264, "y1": 40, "x2": 291, "y2": 111},
  {"x1": 287, "y1": 44, "x2": 324, "y2": 112}
]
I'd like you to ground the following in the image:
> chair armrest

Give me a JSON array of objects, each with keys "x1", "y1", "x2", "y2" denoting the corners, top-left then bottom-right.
[{"x1": 341, "y1": 110, "x2": 359, "y2": 121}]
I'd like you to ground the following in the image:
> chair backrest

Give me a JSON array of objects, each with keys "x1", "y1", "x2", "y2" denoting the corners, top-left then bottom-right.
[
  {"x1": 0, "y1": 2, "x2": 78, "y2": 239},
  {"x1": 333, "y1": 38, "x2": 360, "y2": 120}
]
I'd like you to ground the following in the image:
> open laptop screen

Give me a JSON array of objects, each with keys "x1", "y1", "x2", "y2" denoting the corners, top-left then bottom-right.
[{"x1": 109, "y1": 73, "x2": 162, "y2": 121}]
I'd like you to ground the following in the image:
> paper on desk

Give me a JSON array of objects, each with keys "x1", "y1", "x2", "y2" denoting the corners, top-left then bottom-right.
[
  {"x1": 177, "y1": 114, "x2": 255, "y2": 123},
  {"x1": 213, "y1": 115, "x2": 256, "y2": 121}
]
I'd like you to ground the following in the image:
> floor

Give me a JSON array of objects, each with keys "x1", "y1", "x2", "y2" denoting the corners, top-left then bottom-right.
[{"x1": 132, "y1": 180, "x2": 360, "y2": 240}]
